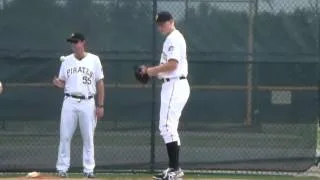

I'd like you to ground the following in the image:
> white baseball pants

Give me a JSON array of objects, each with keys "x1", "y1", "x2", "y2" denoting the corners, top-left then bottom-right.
[
  {"x1": 159, "y1": 79, "x2": 190, "y2": 145},
  {"x1": 56, "y1": 96, "x2": 97, "y2": 173}
]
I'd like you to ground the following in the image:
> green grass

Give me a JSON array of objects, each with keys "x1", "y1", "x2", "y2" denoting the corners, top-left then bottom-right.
[
  {"x1": 0, "y1": 173, "x2": 319, "y2": 180},
  {"x1": 0, "y1": 124, "x2": 317, "y2": 179}
]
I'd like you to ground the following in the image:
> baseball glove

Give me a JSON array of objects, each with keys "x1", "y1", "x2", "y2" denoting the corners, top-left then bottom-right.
[{"x1": 134, "y1": 65, "x2": 149, "y2": 84}]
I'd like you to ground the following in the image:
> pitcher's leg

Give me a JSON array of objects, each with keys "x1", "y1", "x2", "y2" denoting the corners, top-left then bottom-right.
[
  {"x1": 160, "y1": 104, "x2": 181, "y2": 144},
  {"x1": 56, "y1": 99, "x2": 78, "y2": 172},
  {"x1": 159, "y1": 84, "x2": 178, "y2": 171},
  {"x1": 159, "y1": 83, "x2": 177, "y2": 144},
  {"x1": 159, "y1": 81, "x2": 190, "y2": 171},
  {"x1": 159, "y1": 101, "x2": 182, "y2": 170},
  {"x1": 79, "y1": 100, "x2": 96, "y2": 173}
]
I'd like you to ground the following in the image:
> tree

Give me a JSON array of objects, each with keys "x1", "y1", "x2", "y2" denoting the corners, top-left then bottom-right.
[
  {"x1": 64, "y1": 0, "x2": 93, "y2": 34},
  {"x1": 0, "y1": 0, "x2": 65, "y2": 50},
  {"x1": 184, "y1": 2, "x2": 247, "y2": 52},
  {"x1": 102, "y1": 0, "x2": 153, "y2": 51}
]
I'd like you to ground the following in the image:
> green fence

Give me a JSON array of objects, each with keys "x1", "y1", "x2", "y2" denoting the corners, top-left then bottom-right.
[{"x1": 0, "y1": 0, "x2": 318, "y2": 173}]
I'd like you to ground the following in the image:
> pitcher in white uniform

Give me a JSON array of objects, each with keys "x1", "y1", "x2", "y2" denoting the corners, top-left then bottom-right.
[
  {"x1": 52, "y1": 33, "x2": 105, "y2": 178},
  {"x1": 142, "y1": 11, "x2": 190, "y2": 180}
]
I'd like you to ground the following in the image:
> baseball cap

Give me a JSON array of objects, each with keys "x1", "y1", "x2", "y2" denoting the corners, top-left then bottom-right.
[
  {"x1": 66, "y1": 32, "x2": 85, "y2": 43},
  {"x1": 156, "y1": 11, "x2": 173, "y2": 23}
]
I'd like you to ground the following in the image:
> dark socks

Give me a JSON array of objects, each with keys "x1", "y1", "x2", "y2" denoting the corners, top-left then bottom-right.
[
  {"x1": 166, "y1": 141, "x2": 179, "y2": 170},
  {"x1": 176, "y1": 145, "x2": 180, "y2": 169}
]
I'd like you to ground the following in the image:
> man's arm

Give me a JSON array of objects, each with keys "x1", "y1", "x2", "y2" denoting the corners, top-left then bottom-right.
[
  {"x1": 146, "y1": 59, "x2": 178, "y2": 77},
  {"x1": 146, "y1": 38, "x2": 180, "y2": 77},
  {"x1": 52, "y1": 77, "x2": 65, "y2": 88},
  {"x1": 95, "y1": 78, "x2": 105, "y2": 120},
  {"x1": 94, "y1": 56, "x2": 105, "y2": 120},
  {"x1": 95, "y1": 56, "x2": 105, "y2": 106},
  {"x1": 96, "y1": 79, "x2": 104, "y2": 107},
  {"x1": 53, "y1": 61, "x2": 66, "y2": 88}
]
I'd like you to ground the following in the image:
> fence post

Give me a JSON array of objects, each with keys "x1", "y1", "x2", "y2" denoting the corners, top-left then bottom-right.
[
  {"x1": 150, "y1": 0, "x2": 157, "y2": 173},
  {"x1": 0, "y1": 0, "x2": 4, "y2": 131},
  {"x1": 315, "y1": 0, "x2": 320, "y2": 166},
  {"x1": 185, "y1": 0, "x2": 189, "y2": 20},
  {"x1": 245, "y1": 0, "x2": 256, "y2": 126},
  {"x1": 316, "y1": 0, "x2": 320, "y2": 129}
]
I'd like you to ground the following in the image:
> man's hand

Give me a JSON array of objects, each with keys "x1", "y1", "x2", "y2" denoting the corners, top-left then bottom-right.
[
  {"x1": 52, "y1": 76, "x2": 65, "y2": 88},
  {"x1": 146, "y1": 67, "x2": 157, "y2": 76},
  {"x1": 96, "y1": 79, "x2": 105, "y2": 120},
  {"x1": 144, "y1": 60, "x2": 178, "y2": 77},
  {"x1": 138, "y1": 65, "x2": 155, "y2": 76},
  {"x1": 134, "y1": 65, "x2": 149, "y2": 84},
  {"x1": 139, "y1": 65, "x2": 147, "y2": 74},
  {"x1": 96, "y1": 106, "x2": 104, "y2": 120}
]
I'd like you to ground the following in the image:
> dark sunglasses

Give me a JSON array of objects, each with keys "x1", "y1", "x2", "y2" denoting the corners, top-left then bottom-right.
[{"x1": 70, "y1": 40, "x2": 80, "y2": 44}]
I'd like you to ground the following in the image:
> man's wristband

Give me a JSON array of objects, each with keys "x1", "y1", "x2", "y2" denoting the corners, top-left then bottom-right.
[{"x1": 97, "y1": 105, "x2": 104, "y2": 108}]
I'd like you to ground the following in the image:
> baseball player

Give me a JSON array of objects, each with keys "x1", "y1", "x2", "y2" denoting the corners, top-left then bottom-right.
[
  {"x1": 52, "y1": 33, "x2": 105, "y2": 178},
  {"x1": 141, "y1": 11, "x2": 190, "y2": 180}
]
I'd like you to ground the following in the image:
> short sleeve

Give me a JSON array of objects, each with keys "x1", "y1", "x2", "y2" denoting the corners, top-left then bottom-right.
[
  {"x1": 95, "y1": 57, "x2": 104, "y2": 82},
  {"x1": 58, "y1": 62, "x2": 66, "y2": 81},
  {"x1": 166, "y1": 39, "x2": 181, "y2": 62}
]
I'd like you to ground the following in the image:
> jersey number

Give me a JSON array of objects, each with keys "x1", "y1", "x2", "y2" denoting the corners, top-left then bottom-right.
[{"x1": 82, "y1": 76, "x2": 92, "y2": 85}]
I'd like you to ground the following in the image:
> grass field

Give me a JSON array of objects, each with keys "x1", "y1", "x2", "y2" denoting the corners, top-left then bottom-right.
[{"x1": 0, "y1": 173, "x2": 320, "y2": 180}]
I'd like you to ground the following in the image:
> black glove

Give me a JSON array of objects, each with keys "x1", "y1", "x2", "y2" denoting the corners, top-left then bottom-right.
[{"x1": 134, "y1": 65, "x2": 149, "y2": 84}]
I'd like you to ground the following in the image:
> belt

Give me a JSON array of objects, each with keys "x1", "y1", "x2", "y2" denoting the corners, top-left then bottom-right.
[
  {"x1": 162, "y1": 76, "x2": 186, "y2": 83},
  {"x1": 65, "y1": 93, "x2": 93, "y2": 100}
]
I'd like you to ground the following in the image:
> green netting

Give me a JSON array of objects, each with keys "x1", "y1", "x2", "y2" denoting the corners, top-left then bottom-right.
[{"x1": 0, "y1": 0, "x2": 318, "y2": 172}]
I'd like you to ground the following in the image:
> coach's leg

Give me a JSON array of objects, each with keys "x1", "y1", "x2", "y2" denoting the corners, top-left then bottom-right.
[
  {"x1": 78, "y1": 99, "x2": 96, "y2": 173},
  {"x1": 56, "y1": 98, "x2": 78, "y2": 173}
]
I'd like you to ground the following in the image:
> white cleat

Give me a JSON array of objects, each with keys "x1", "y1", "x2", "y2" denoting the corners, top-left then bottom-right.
[{"x1": 152, "y1": 168, "x2": 184, "y2": 180}]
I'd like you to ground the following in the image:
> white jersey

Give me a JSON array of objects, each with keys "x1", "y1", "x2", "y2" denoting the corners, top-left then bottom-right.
[
  {"x1": 58, "y1": 52, "x2": 104, "y2": 97},
  {"x1": 158, "y1": 29, "x2": 188, "y2": 79}
]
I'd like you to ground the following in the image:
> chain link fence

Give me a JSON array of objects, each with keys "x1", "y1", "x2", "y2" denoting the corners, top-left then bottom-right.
[{"x1": 0, "y1": 0, "x2": 318, "y2": 173}]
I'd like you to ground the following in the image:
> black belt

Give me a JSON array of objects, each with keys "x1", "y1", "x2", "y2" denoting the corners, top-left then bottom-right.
[
  {"x1": 65, "y1": 93, "x2": 93, "y2": 100},
  {"x1": 162, "y1": 76, "x2": 186, "y2": 83}
]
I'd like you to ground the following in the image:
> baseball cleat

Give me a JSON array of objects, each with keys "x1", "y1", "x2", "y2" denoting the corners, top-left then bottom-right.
[
  {"x1": 84, "y1": 172, "x2": 96, "y2": 178},
  {"x1": 153, "y1": 168, "x2": 181, "y2": 180},
  {"x1": 57, "y1": 171, "x2": 68, "y2": 178},
  {"x1": 175, "y1": 168, "x2": 184, "y2": 178},
  {"x1": 153, "y1": 168, "x2": 173, "y2": 179},
  {"x1": 166, "y1": 171, "x2": 178, "y2": 180},
  {"x1": 153, "y1": 168, "x2": 184, "y2": 180}
]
